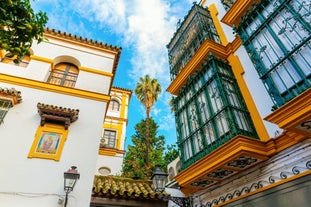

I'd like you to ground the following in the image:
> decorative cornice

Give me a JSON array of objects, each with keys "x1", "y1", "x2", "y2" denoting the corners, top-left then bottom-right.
[
  {"x1": 201, "y1": 160, "x2": 311, "y2": 207},
  {"x1": 44, "y1": 28, "x2": 122, "y2": 53},
  {"x1": 175, "y1": 131, "x2": 309, "y2": 195},
  {"x1": 166, "y1": 37, "x2": 241, "y2": 95},
  {"x1": 37, "y1": 102, "x2": 79, "y2": 129},
  {"x1": 43, "y1": 28, "x2": 122, "y2": 80},
  {"x1": 221, "y1": 0, "x2": 261, "y2": 27},
  {"x1": 0, "y1": 87, "x2": 22, "y2": 105}
]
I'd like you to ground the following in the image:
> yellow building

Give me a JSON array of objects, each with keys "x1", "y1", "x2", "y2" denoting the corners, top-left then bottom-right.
[
  {"x1": 167, "y1": 1, "x2": 311, "y2": 206},
  {"x1": 95, "y1": 86, "x2": 132, "y2": 176}
]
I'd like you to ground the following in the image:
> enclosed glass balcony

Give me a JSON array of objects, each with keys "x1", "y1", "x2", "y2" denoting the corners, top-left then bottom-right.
[
  {"x1": 236, "y1": 0, "x2": 311, "y2": 109},
  {"x1": 173, "y1": 56, "x2": 258, "y2": 170},
  {"x1": 167, "y1": 3, "x2": 221, "y2": 81}
]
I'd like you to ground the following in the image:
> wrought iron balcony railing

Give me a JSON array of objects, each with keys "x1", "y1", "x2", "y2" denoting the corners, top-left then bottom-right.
[{"x1": 167, "y1": 3, "x2": 221, "y2": 81}]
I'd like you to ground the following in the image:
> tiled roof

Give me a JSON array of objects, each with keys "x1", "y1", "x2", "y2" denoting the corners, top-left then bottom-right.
[
  {"x1": 37, "y1": 102, "x2": 79, "y2": 129},
  {"x1": 44, "y1": 28, "x2": 122, "y2": 52},
  {"x1": 43, "y1": 28, "x2": 122, "y2": 77},
  {"x1": 0, "y1": 87, "x2": 22, "y2": 104},
  {"x1": 92, "y1": 175, "x2": 166, "y2": 201}
]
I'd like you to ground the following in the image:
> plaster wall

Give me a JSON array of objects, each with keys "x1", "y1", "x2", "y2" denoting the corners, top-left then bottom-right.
[
  {"x1": 0, "y1": 82, "x2": 106, "y2": 207},
  {"x1": 95, "y1": 154, "x2": 124, "y2": 176}
]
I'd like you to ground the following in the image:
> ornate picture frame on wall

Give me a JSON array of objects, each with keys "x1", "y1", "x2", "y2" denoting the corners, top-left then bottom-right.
[{"x1": 28, "y1": 124, "x2": 68, "y2": 161}]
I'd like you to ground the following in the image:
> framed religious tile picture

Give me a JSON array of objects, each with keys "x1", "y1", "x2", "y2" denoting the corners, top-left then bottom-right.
[{"x1": 28, "y1": 124, "x2": 69, "y2": 161}]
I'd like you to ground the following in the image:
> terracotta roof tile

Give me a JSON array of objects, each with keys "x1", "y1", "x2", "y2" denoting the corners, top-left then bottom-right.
[
  {"x1": 92, "y1": 175, "x2": 167, "y2": 201},
  {"x1": 0, "y1": 87, "x2": 22, "y2": 104}
]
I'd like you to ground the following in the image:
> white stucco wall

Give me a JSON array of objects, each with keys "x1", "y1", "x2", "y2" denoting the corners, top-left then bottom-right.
[
  {"x1": 95, "y1": 154, "x2": 124, "y2": 176},
  {"x1": 0, "y1": 82, "x2": 105, "y2": 207},
  {"x1": 0, "y1": 34, "x2": 116, "y2": 207}
]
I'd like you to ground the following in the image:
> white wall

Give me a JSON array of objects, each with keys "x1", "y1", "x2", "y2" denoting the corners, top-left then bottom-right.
[
  {"x1": 0, "y1": 33, "x2": 115, "y2": 207},
  {"x1": 0, "y1": 82, "x2": 105, "y2": 207},
  {"x1": 95, "y1": 154, "x2": 124, "y2": 176}
]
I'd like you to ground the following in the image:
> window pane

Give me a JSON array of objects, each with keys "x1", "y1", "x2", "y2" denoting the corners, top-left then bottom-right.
[
  {"x1": 103, "y1": 130, "x2": 116, "y2": 148},
  {"x1": 48, "y1": 63, "x2": 78, "y2": 87},
  {"x1": 0, "y1": 99, "x2": 12, "y2": 124}
]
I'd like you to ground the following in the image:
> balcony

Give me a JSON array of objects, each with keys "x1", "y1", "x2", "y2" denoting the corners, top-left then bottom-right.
[{"x1": 167, "y1": 3, "x2": 220, "y2": 81}]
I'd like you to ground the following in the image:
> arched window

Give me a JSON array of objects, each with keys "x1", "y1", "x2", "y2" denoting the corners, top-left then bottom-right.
[
  {"x1": 47, "y1": 62, "x2": 78, "y2": 87},
  {"x1": 108, "y1": 99, "x2": 120, "y2": 111}
]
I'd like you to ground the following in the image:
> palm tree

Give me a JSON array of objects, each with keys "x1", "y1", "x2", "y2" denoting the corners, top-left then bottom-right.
[{"x1": 135, "y1": 75, "x2": 162, "y2": 166}]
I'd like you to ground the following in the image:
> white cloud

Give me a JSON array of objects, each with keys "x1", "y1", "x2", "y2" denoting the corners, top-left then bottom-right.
[{"x1": 33, "y1": 0, "x2": 192, "y2": 140}]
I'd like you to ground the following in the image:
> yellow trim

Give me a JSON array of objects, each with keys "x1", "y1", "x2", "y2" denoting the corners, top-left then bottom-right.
[
  {"x1": 103, "y1": 119, "x2": 123, "y2": 150},
  {"x1": 120, "y1": 92, "x2": 127, "y2": 119},
  {"x1": 176, "y1": 132, "x2": 307, "y2": 195},
  {"x1": 227, "y1": 55, "x2": 269, "y2": 141},
  {"x1": 265, "y1": 88, "x2": 311, "y2": 136},
  {"x1": 200, "y1": 0, "x2": 207, "y2": 6},
  {"x1": 79, "y1": 66, "x2": 113, "y2": 77},
  {"x1": 44, "y1": 32, "x2": 120, "y2": 55},
  {"x1": 98, "y1": 148, "x2": 125, "y2": 156},
  {"x1": 0, "y1": 73, "x2": 111, "y2": 102},
  {"x1": 216, "y1": 170, "x2": 311, "y2": 207},
  {"x1": 221, "y1": 0, "x2": 260, "y2": 27},
  {"x1": 30, "y1": 55, "x2": 54, "y2": 64},
  {"x1": 209, "y1": 4, "x2": 229, "y2": 46},
  {"x1": 28, "y1": 124, "x2": 68, "y2": 161}
]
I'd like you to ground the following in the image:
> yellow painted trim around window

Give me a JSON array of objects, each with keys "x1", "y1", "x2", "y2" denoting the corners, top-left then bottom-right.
[
  {"x1": 103, "y1": 119, "x2": 123, "y2": 150},
  {"x1": 221, "y1": 0, "x2": 261, "y2": 27},
  {"x1": 0, "y1": 73, "x2": 111, "y2": 102},
  {"x1": 28, "y1": 124, "x2": 68, "y2": 161},
  {"x1": 209, "y1": 4, "x2": 229, "y2": 46},
  {"x1": 227, "y1": 54, "x2": 269, "y2": 141},
  {"x1": 79, "y1": 66, "x2": 113, "y2": 77}
]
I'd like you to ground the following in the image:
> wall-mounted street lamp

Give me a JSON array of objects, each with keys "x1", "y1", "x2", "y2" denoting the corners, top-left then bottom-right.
[
  {"x1": 64, "y1": 166, "x2": 80, "y2": 207},
  {"x1": 151, "y1": 165, "x2": 193, "y2": 207}
]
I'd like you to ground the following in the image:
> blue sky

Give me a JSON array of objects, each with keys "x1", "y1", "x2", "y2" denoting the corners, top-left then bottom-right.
[{"x1": 31, "y1": 0, "x2": 195, "y2": 148}]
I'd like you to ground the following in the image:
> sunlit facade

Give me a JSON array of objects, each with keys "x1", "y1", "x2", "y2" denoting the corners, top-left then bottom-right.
[
  {"x1": 95, "y1": 86, "x2": 132, "y2": 176},
  {"x1": 167, "y1": 0, "x2": 311, "y2": 206},
  {"x1": 0, "y1": 28, "x2": 121, "y2": 207}
]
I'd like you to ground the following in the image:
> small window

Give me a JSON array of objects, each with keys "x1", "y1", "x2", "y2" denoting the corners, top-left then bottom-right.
[
  {"x1": 101, "y1": 130, "x2": 116, "y2": 148},
  {"x1": 0, "y1": 99, "x2": 12, "y2": 124},
  {"x1": 0, "y1": 88, "x2": 22, "y2": 125},
  {"x1": 108, "y1": 99, "x2": 120, "y2": 111},
  {"x1": 47, "y1": 62, "x2": 78, "y2": 87},
  {"x1": 98, "y1": 167, "x2": 111, "y2": 176},
  {"x1": 1, "y1": 53, "x2": 31, "y2": 67}
]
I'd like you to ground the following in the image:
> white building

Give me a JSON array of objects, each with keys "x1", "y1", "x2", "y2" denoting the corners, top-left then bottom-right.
[
  {"x1": 0, "y1": 28, "x2": 121, "y2": 207},
  {"x1": 95, "y1": 86, "x2": 132, "y2": 176}
]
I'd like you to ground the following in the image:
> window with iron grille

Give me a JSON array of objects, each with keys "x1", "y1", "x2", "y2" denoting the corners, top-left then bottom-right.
[
  {"x1": 174, "y1": 56, "x2": 258, "y2": 169},
  {"x1": 0, "y1": 99, "x2": 12, "y2": 124},
  {"x1": 47, "y1": 62, "x2": 78, "y2": 87},
  {"x1": 237, "y1": 0, "x2": 311, "y2": 108},
  {"x1": 100, "y1": 130, "x2": 116, "y2": 149}
]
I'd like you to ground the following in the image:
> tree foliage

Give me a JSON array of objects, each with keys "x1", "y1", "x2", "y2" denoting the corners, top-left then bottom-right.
[
  {"x1": 163, "y1": 144, "x2": 179, "y2": 166},
  {"x1": 134, "y1": 75, "x2": 162, "y2": 166},
  {"x1": 0, "y1": 0, "x2": 48, "y2": 62},
  {"x1": 122, "y1": 118, "x2": 166, "y2": 180}
]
